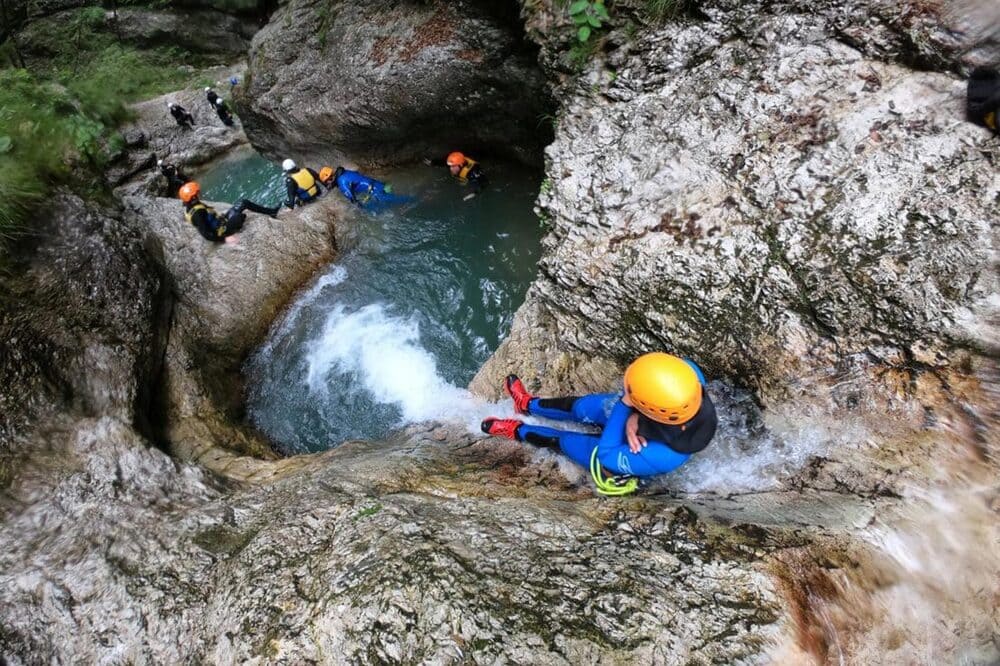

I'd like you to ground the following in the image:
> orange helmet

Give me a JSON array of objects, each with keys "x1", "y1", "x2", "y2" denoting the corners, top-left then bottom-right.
[
  {"x1": 319, "y1": 166, "x2": 334, "y2": 182},
  {"x1": 178, "y1": 181, "x2": 200, "y2": 203},
  {"x1": 624, "y1": 353, "x2": 702, "y2": 425},
  {"x1": 446, "y1": 151, "x2": 466, "y2": 167}
]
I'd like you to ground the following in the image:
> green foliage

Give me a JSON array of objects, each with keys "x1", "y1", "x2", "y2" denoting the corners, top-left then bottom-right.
[
  {"x1": 0, "y1": 7, "x2": 201, "y2": 239},
  {"x1": 568, "y1": 36, "x2": 601, "y2": 69},
  {"x1": 568, "y1": 0, "x2": 610, "y2": 43},
  {"x1": 353, "y1": 503, "x2": 383, "y2": 520}
]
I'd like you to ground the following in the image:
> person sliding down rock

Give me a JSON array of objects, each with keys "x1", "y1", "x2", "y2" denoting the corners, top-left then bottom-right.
[
  {"x1": 282, "y1": 159, "x2": 324, "y2": 209},
  {"x1": 157, "y1": 159, "x2": 189, "y2": 198},
  {"x1": 167, "y1": 102, "x2": 195, "y2": 130},
  {"x1": 967, "y1": 67, "x2": 1000, "y2": 135},
  {"x1": 214, "y1": 97, "x2": 235, "y2": 127},
  {"x1": 481, "y1": 353, "x2": 718, "y2": 496},
  {"x1": 423, "y1": 151, "x2": 487, "y2": 200},
  {"x1": 178, "y1": 181, "x2": 279, "y2": 244}
]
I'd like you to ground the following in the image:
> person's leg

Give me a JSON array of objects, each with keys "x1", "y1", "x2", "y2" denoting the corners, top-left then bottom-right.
[
  {"x1": 236, "y1": 198, "x2": 279, "y2": 217},
  {"x1": 223, "y1": 207, "x2": 247, "y2": 233},
  {"x1": 517, "y1": 425, "x2": 599, "y2": 470},
  {"x1": 527, "y1": 393, "x2": 617, "y2": 427}
]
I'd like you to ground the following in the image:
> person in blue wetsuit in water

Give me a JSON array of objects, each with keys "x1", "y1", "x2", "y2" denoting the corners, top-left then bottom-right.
[
  {"x1": 320, "y1": 166, "x2": 411, "y2": 209},
  {"x1": 481, "y1": 352, "x2": 717, "y2": 495}
]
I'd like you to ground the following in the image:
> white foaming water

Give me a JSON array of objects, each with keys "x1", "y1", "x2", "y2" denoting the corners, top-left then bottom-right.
[
  {"x1": 254, "y1": 266, "x2": 348, "y2": 358},
  {"x1": 251, "y1": 269, "x2": 836, "y2": 495},
  {"x1": 304, "y1": 301, "x2": 511, "y2": 432}
]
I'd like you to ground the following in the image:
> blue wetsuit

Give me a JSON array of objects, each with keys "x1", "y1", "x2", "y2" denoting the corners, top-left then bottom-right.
[
  {"x1": 517, "y1": 361, "x2": 714, "y2": 477},
  {"x1": 335, "y1": 170, "x2": 411, "y2": 208}
]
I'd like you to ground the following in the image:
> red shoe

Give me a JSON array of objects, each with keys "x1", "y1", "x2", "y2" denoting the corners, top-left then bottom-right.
[
  {"x1": 504, "y1": 374, "x2": 534, "y2": 415},
  {"x1": 480, "y1": 417, "x2": 523, "y2": 440}
]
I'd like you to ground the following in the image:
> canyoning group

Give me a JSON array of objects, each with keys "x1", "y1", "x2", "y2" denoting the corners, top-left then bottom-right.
[
  {"x1": 146, "y1": 67, "x2": 1000, "y2": 497},
  {"x1": 151, "y1": 77, "x2": 739, "y2": 496}
]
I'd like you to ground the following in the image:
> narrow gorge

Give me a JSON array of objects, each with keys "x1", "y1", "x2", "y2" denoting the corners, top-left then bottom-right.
[{"x1": 0, "y1": 0, "x2": 997, "y2": 664}]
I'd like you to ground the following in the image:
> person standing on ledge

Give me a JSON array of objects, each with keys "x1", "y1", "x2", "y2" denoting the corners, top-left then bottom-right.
[
  {"x1": 157, "y1": 159, "x2": 189, "y2": 198},
  {"x1": 167, "y1": 102, "x2": 194, "y2": 130},
  {"x1": 178, "y1": 181, "x2": 279, "y2": 245},
  {"x1": 214, "y1": 97, "x2": 235, "y2": 127},
  {"x1": 423, "y1": 151, "x2": 487, "y2": 200},
  {"x1": 282, "y1": 159, "x2": 323, "y2": 209},
  {"x1": 481, "y1": 352, "x2": 717, "y2": 495}
]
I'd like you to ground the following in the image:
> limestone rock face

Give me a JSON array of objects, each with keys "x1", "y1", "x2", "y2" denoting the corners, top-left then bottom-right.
[
  {"x1": 0, "y1": 194, "x2": 166, "y2": 454},
  {"x1": 112, "y1": 8, "x2": 258, "y2": 57},
  {"x1": 237, "y1": 0, "x2": 554, "y2": 166},
  {"x1": 477, "y1": 0, "x2": 999, "y2": 409},
  {"x1": 120, "y1": 193, "x2": 342, "y2": 461},
  {"x1": 5, "y1": 417, "x2": 850, "y2": 664}
]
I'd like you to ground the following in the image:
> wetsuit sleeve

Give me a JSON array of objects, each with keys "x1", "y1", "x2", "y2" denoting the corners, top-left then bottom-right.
[
  {"x1": 285, "y1": 177, "x2": 298, "y2": 209},
  {"x1": 469, "y1": 166, "x2": 487, "y2": 193},
  {"x1": 190, "y1": 209, "x2": 223, "y2": 243},
  {"x1": 596, "y1": 398, "x2": 632, "y2": 468},
  {"x1": 427, "y1": 157, "x2": 447, "y2": 167},
  {"x1": 337, "y1": 176, "x2": 355, "y2": 202},
  {"x1": 597, "y1": 398, "x2": 692, "y2": 476}
]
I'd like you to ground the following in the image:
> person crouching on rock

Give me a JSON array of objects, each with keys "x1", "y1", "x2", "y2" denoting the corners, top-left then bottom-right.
[
  {"x1": 282, "y1": 159, "x2": 323, "y2": 209},
  {"x1": 481, "y1": 353, "x2": 717, "y2": 495},
  {"x1": 178, "y1": 181, "x2": 279, "y2": 245},
  {"x1": 424, "y1": 151, "x2": 487, "y2": 200},
  {"x1": 167, "y1": 102, "x2": 195, "y2": 130},
  {"x1": 214, "y1": 97, "x2": 235, "y2": 127},
  {"x1": 158, "y1": 159, "x2": 189, "y2": 198}
]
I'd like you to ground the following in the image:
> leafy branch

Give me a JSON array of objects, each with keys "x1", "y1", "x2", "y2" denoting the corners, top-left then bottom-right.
[{"x1": 568, "y1": 0, "x2": 610, "y2": 43}]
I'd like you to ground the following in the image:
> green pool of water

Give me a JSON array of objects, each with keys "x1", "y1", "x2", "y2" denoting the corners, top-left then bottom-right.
[{"x1": 209, "y1": 152, "x2": 543, "y2": 453}]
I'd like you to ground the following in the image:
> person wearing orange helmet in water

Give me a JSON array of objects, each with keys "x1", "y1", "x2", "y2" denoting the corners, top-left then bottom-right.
[
  {"x1": 481, "y1": 353, "x2": 717, "y2": 494},
  {"x1": 177, "y1": 181, "x2": 279, "y2": 244},
  {"x1": 423, "y1": 151, "x2": 488, "y2": 199}
]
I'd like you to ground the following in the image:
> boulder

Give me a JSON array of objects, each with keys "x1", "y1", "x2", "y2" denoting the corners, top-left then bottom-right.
[{"x1": 237, "y1": 0, "x2": 554, "y2": 166}]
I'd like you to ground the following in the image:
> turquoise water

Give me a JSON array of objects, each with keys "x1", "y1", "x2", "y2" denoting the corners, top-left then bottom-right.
[
  {"x1": 210, "y1": 152, "x2": 544, "y2": 453},
  {"x1": 195, "y1": 148, "x2": 287, "y2": 207}
]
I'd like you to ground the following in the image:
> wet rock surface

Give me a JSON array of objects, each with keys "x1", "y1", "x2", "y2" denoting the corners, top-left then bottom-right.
[
  {"x1": 6, "y1": 418, "x2": 855, "y2": 664},
  {"x1": 0, "y1": 194, "x2": 166, "y2": 456},
  {"x1": 237, "y1": 0, "x2": 554, "y2": 166}
]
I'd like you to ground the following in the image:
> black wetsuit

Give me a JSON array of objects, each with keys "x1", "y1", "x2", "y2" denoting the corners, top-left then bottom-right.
[
  {"x1": 284, "y1": 168, "x2": 324, "y2": 209},
  {"x1": 206, "y1": 90, "x2": 219, "y2": 108},
  {"x1": 160, "y1": 164, "x2": 189, "y2": 198},
  {"x1": 170, "y1": 105, "x2": 195, "y2": 129},
  {"x1": 967, "y1": 67, "x2": 1000, "y2": 134},
  {"x1": 215, "y1": 100, "x2": 234, "y2": 126},
  {"x1": 184, "y1": 199, "x2": 278, "y2": 242}
]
